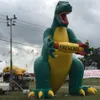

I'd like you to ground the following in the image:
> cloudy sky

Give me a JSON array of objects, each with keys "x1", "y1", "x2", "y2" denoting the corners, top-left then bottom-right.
[{"x1": 0, "y1": 0, "x2": 99, "y2": 73}]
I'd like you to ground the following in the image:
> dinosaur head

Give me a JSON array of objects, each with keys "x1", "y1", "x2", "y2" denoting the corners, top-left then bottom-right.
[{"x1": 54, "y1": 1, "x2": 72, "y2": 27}]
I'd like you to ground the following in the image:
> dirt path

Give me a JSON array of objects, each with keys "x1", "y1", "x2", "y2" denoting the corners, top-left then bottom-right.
[{"x1": 61, "y1": 85, "x2": 100, "y2": 89}]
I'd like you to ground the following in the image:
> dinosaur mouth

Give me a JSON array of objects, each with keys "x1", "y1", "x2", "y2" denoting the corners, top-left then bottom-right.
[{"x1": 59, "y1": 12, "x2": 70, "y2": 24}]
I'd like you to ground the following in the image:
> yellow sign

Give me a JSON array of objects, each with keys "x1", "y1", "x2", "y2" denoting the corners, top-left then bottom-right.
[{"x1": 56, "y1": 42, "x2": 84, "y2": 53}]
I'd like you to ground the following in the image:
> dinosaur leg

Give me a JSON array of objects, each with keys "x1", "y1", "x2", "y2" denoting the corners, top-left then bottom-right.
[
  {"x1": 28, "y1": 56, "x2": 54, "y2": 99},
  {"x1": 69, "y1": 56, "x2": 97, "y2": 96}
]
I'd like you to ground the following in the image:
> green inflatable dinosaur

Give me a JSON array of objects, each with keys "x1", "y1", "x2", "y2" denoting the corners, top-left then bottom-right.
[{"x1": 28, "y1": 1, "x2": 97, "y2": 99}]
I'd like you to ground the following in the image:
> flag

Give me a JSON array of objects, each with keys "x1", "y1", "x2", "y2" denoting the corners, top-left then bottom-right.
[
  {"x1": 26, "y1": 64, "x2": 28, "y2": 68},
  {"x1": 36, "y1": 52, "x2": 38, "y2": 55},
  {"x1": 31, "y1": 49, "x2": 34, "y2": 53},
  {"x1": 8, "y1": 51, "x2": 11, "y2": 54}
]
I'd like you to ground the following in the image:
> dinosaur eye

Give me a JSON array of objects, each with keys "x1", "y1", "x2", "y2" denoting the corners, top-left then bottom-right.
[{"x1": 57, "y1": 2, "x2": 60, "y2": 6}]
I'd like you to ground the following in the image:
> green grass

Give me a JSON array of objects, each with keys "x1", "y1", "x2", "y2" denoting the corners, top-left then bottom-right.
[
  {"x1": 83, "y1": 78, "x2": 100, "y2": 86},
  {"x1": 29, "y1": 78, "x2": 100, "y2": 90},
  {"x1": 0, "y1": 88, "x2": 100, "y2": 100},
  {"x1": 0, "y1": 78, "x2": 100, "y2": 100},
  {"x1": 0, "y1": 92, "x2": 28, "y2": 100},
  {"x1": 64, "y1": 78, "x2": 100, "y2": 86},
  {"x1": 54, "y1": 87, "x2": 100, "y2": 100}
]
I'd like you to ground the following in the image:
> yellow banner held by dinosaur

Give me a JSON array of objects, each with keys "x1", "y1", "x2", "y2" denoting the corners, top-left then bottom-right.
[{"x1": 54, "y1": 42, "x2": 84, "y2": 53}]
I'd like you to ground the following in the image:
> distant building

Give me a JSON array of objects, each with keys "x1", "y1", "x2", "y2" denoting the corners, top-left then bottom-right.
[
  {"x1": 25, "y1": 73, "x2": 35, "y2": 77},
  {"x1": 85, "y1": 66, "x2": 97, "y2": 70},
  {"x1": 24, "y1": 73, "x2": 35, "y2": 81}
]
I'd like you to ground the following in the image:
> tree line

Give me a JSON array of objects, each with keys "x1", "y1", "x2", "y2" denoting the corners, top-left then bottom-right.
[{"x1": 79, "y1": 47, "x2": 100, "y2": 69}]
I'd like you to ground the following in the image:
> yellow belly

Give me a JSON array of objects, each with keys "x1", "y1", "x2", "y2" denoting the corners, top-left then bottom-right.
[{"x1": 48, "y1": 27, "x2": 72, "y2": 92}]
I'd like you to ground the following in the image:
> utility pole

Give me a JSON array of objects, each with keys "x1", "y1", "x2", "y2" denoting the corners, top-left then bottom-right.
[{"x1": 6, "y1": 14, "x2": 17, "y2": 91}]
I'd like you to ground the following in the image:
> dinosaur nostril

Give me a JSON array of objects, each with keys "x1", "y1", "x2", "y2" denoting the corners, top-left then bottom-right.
[{"x1": 67, "y1": 4, "x2": 70, "y2": 6}]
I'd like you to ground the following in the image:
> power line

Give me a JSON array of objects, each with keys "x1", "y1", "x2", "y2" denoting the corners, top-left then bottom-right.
[
  {"x1": 0, "y1": 17, "x2": 45, "y2": 30},
  {"x1": 0, "y1": 18, "x2": 98, "y2": 48},
  {"x1": 0, "y1": 18, "x2": 45, "y2": 30},
  {"x1": 0, "y1": 0, "x2": 98, "y2": 48},
  {"x1": 0, "y1": 16, "x2": 43, "y2": 47},
  {"x1": 0, "y1": 38, "x2": 42, "y2": 50},
  {"x1": 0, "y1": 17, "x2": 5, "y2": 20},
  {"x1": 0, "y1": 13, "x2": 6, "y2": 17},
  {"x1": 0, "y1": 13, "x2": 46, "y2": 29},
  {"x1": 0, "y1": 10, "x2": 47, "y2": 28},
  {"x1": 0, "y1": 14, "x2": 99, "y2": 48},
  {"x1": 0, "y1": 21, "x2": 6, "y2": 23},
  {"x1": 17, "y1": 19, "x2": 46, "y2": 28},
  {"x1": 16, "y1": 22, "x2": 44, "y2": 30},
  {"x1": 0, "y1": 21, "x2": 98, "y2": 48},
  {"x1": 0, "y1": 1, "x2": 48, "y2": 28},
  {"x1": 0, "y1": 38, "x2": 35, "y2": 47},
  {"x1": 0, "y1": 37, "x2": 37, "y2": 58}
]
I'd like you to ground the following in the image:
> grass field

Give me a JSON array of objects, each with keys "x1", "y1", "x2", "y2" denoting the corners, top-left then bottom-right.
[
  {"x1": 0, "y1": 78, "x2": 100, "y2": 100},
  {"x1": 83, "y1": 78, "x2": 100, "y2": 86}
]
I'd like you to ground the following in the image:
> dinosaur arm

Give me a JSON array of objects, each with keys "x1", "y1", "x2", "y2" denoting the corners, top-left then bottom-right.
[
  {"x1": 42, "y1": 28, "x2": 55, "y2": 58},
  {"x1": 43, "y1": 28, "x2": 52, "y2": 40},
  {"x1": 67, "y1": 28, "x2": 89, "y2": 55},
  {"x1": 43, "y1": 28, "x2": 53, "y2": 49},
  {"x1": 67, "y1": 28, "x2": 81, "y2": 43}
]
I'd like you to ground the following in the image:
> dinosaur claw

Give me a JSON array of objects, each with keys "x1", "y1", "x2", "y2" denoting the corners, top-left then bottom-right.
[
  {"x1": 85, "y1": 40, "x2": 89, "y2": 45},
  {"x1": 88, "y1": 87, "x2": 95, "y2": 94},
  {"x1": 79, "y1": 89, "x2": 85, "y2": 96},
  {"x1": 89, "y1": 47, "x2": 93, "y2": 51},
  {"x1": 28, "y1": 91, "x2": 35, "y2": 97},
  {"x1": 82, "y1": 58, "x2": 86, "y2": 61},
  {"x1": 50, "y1": 53, "x2": 56, "y2": 58},
  {"x1": 48, "y1": 35, "x2": 51, "y2": 39},
  {"x1": 38, "y1": 91, "x2": 43, "y2": 99},
  {"x1": 86, "y1": 54, "x2": 91, "y2": 56},
  {"x1": 48, "y1": 90, "x2": 54, "y2": 97},
  {"x1": 48, "y1": 41, "x2": 54, "y2": 47},
  {"x1": 55, "y1": 55, "x2": 58, "y2": 58},
  {"x1": 55, "y1": 49, "x2": 58, "y2": 52},
  {"x1": 91, "y1": 87, "x2": 97, "y2": 92}
]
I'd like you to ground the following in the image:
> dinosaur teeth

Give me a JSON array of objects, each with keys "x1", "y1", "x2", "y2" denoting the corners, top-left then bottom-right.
[
  {"x1": 59, "y1": 12, "x2": 69, "y2": 24},
  {"x1": 59, "y1": 16, "x2": 65, "y2": 23}
]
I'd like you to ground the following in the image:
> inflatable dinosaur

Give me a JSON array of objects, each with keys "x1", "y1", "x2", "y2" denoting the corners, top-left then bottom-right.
[{"x1": 28, "y1": 1, "x2": 97, "y2": 99}]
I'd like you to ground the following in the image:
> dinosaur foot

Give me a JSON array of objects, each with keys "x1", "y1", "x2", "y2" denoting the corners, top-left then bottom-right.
[
  {"x1": 28, "y1": 89, "x2": 54, "y2": 99},
  {"x1": 79, "y1": 86, "x2": 97, "y2": 96}
]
